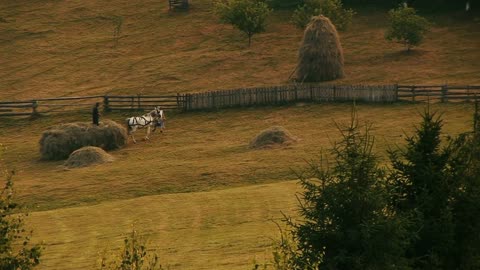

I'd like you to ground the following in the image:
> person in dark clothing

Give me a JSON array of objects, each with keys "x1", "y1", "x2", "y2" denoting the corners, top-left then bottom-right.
[{"x1": 92, "y1": 102, "x2": 100, "y2": 126}]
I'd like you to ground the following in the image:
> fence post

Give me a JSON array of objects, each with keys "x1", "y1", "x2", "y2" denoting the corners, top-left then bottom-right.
[
  {"x1": 31, "y1": 101, "x2": 39, "y2": 116},
  {"x1": 176, "y1": 93, "x2": 180, "y2": 110},
  {"x1": 333, "y1": 85, "x2": 336, "y2": 101},
  {"x1": 411, "y1": 86, "x2": 416, "y2": 102},
  {"x1": 103, "y1": 96, "x2": 111, "y2": 112},
  {"x1": 137, "y1": 94, "x2": 141, "y2": 110},
  {"x1": 394, "y1": 84, "x2": 398, "y2": 102},
  {"x1": 441, "y1": 84, "x2": 448, "y2": 103},
  {"x1": 467, "y1": 85, "x2": 471, "y2": 102}
]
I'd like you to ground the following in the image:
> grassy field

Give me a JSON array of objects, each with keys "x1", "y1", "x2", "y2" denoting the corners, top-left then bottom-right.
[
  {"x1": 0, "y1": 103, "x2": 474, "y2": 212},
  {"x1": 1, "y1": 102, "x2": 474, "y2": 270},
  {"x1": 26, "y1": 181, "x2": 301, "y2": 270},
  {"x1": 1, "y1": 1, "x2": 479, "y2": 101},
  {"x1": 1, "y1": 0, "x2": 479, "y2": 269}
]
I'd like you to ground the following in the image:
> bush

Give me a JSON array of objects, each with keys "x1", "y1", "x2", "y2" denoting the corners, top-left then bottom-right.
[
  {"x1": 214, "y1": 0, "x2": 272, "y2": 46},
  {"x1": 0, "y1": 149, "x2": 43, "y2": 270},
  {"x1": 100, "y1": 228, "x2": 166, "y2": 270},
  {"x1": 267, "y1": 0, "x2": 304, "y2": 9},
  {"x1": 39, "y1": 120, "x2": 127, "y2": 160},
  {"x1": 385, "y1": 5, "x2": 430, "y2": 51},
  {"x1": 291, "y1": 0, "x2": 355, "y2": 31}
]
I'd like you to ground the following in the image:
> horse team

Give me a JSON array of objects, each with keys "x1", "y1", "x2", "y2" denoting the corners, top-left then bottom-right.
[{"x1": 126, "y1": 106, "x2": 166, "y2": 143}]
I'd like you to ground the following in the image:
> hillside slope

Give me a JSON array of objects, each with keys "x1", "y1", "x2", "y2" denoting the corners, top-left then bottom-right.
[
  {"x1": 27, "y1": 181, "x2": 300, "y2": 270},
  {"x1": 1, "y1": 0, "x2": 479, "y2": 100}
]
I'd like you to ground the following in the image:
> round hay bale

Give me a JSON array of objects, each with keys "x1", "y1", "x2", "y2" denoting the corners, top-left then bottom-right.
[
  {"x1": 64, "y1": 146, "x2": 114, "y2": 168},
  {"x1": 295, "y1": 15, "x2": 345, "y2": 82},
  {"x1": 39, "y1": 120, "x2": 127, "y2": 160},
  {"x1": 250, "y1": 126, "x2": 297, "y2": 149}
]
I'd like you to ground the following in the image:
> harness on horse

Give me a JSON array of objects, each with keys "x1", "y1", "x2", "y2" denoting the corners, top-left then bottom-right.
[{"x1": 130, "y1": 115, "x2": 154, "y2": 127}]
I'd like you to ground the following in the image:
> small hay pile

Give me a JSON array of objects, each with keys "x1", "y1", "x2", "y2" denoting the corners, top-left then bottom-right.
[
  {"x1": 40, "y1": 120, "x2": 127, "y2": 160},
  {"x1": 295, "y1": 15, "x2": 345, "y2": 82},
  {"x1": 250, "y1": 126, "x2": 297, "y2": 149},
  {"x1": 64, "y1": 146, "x2": 114, "y2": 168}
]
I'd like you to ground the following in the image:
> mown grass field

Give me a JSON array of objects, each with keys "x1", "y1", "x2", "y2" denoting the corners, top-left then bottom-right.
[
  {"x1": 1, "y1": 0, "x2": 479, "y2": 101},
  {"x1": 1, "y1": 0, "x2": 479, "y2": 269}
]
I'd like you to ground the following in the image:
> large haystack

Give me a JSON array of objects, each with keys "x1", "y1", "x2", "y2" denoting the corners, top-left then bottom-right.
[
  {"x1": 40, "y1": 120, "x2": 127, "y2": 160},
  {"x1": 64, "y1": 146, "x2": 114, "y2": 168},
  {"x1": 250, "y1": 126, "x2": 297, "y2": 149},
  {"x1": 295, "y1": 15, "x2": 345, "y2": 82}
]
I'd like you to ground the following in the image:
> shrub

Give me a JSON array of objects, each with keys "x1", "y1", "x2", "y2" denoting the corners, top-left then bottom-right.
[
  {"x1": 0, "y1": 149, "x2": 43, "y2": 270},
  {"x1": 291, "y1": 0, "x2": 355, "y2": 31},
  {"x1": 267, "y1": 0, "x2": 304, "y2": 9},
  {"x1": 214, "y1": 0, "x2": 272, "y2": 46},
  {"x1": 385, "y1": 5, "x2": 430, "y2": 51},
  {"x1": 99, "y1": 228, "x2": 166, "y2": 270},
  {"x1": 295, "y1": 15, "x2": 345, "y2": 82},
  {"x1": 39, "y1": 120, "x2": 127, "y2": 160}
]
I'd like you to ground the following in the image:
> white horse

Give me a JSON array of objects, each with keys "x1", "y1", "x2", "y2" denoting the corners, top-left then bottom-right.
[{"x1": 126, "y1": 107, "x2": 162, "y2": 143}]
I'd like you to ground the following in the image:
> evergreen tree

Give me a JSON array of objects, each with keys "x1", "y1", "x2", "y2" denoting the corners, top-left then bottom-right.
[
  {"x1": 390, "y1": 110, "x2": 457, "y2": 269},
  {"x1": 286, "y1": 109, "x2": 410, "y2": 269}
]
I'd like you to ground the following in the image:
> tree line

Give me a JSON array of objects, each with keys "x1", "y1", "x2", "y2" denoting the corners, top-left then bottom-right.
[
  {"x1": 260, "y1": 105, "x2": 480, "y2": 270},
  {"x1": 269, "y1": 0, "x2": 477, "y2": 11}
]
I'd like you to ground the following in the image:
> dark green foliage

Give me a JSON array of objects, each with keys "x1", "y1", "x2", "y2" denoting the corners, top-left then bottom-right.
[
  {"x1": 388, "y1": 110, "x2": 454, "y2": 268},
  {"x1": 388, "y1": 107, "x2": 480, "y2": 269},
  {"x1": 291, "y1": 0, "x2": 355, "y2": 30},
  {"x1": 274, "y1": 105, "x2": 480, "y2": 270},
  {"x1": 0, "y1": 169, "x2": 42, "y2": 270},
  {"x1": 285, "y1": 110, "x2": 411, "y2": 269},
  {"x1": 214, "y1": 0, "x2": 272, "y2": 46},
  {"x1": 448, "y1": 127, "x2": 480, "y2": 269},
  {"x1": 100, "y1": 228, "x2": 166, "y2": 270},
  {"x1": 267, "y1": 0, "x2": 304, "y2": 9},
  {"x1": 385, "y1": 5, "x2": 430, "y2": 51}
]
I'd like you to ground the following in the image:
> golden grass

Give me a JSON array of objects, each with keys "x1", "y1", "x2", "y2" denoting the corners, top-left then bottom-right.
[
  {"x1": 0, "y1": 1, "x2": 479, "y2": 101},
  {"x1": 1, "y1": 2, "x2": 479, "y2": 269},
  {"x1": 25, "y1": 181, "x2": 301, "y2": 270},
  {"x1": 0, "y1": 103, "x2": 474, "y2": 211}
]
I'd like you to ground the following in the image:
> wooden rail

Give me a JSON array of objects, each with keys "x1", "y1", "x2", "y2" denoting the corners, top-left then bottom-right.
[
  {"x1": 1, "y1": 84, "x2": 479, "y2": 117},
  {"x1": 396, "y1": 85, "x2": 480, "y2": 102},
  {"x1": 181, "y1": 84, "x2": 397, "y2": 111},
  {"x1": 169, "y1": 0, "x2": 189, "y2": 10}
]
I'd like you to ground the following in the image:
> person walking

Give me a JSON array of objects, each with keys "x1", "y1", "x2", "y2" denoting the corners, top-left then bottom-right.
[{"x1": 92, "y1": 102, "x2": 100, "y2": 126}]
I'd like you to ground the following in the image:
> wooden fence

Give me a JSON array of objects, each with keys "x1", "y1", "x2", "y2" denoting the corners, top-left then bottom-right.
[
  {"x1": 397, "y1": 85, "x2": 480, "y2": 102},
  {"x1": 181, "y1": 84, "x2": 397, "y2": 111},
  {"x1": 104, "y1": 94, "x2": 181, "y2": 112},
  {"x1": 1, "y1": 84, "x2": 479, "y2": 117}
]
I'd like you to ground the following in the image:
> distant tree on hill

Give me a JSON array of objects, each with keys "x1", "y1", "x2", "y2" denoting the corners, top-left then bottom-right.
[
  {"x1": 214, "y1": 0, "x2": 272, "y2": 47},
  {"x1": 291, "y1": 0, "x2": 355, "y2": 30},
  {"x1": 385, "y1": 5, "x2": 430, "y2": 51},
  {"x1": 0, "y1": 152, "x2": 43, "y2": 270}
]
